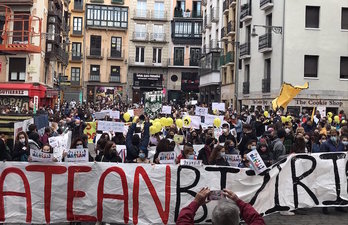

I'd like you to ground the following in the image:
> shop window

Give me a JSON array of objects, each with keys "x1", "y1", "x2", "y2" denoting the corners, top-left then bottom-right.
[{"x1": 9, "y1": 58, "x2": 26, "y2": 81}]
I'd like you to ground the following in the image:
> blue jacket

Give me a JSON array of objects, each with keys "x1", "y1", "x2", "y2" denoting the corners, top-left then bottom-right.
[
  {"x1": 126, "y1": 122, "x2": 150, "y2": 162},
  {"x1": 319, "y1": 139, "x2": 345, "y2": 152}
]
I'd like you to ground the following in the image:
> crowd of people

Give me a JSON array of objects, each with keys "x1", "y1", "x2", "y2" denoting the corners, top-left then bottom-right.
[{"x1": 0, "y1": 101, "x2": 347, "y2": 222}]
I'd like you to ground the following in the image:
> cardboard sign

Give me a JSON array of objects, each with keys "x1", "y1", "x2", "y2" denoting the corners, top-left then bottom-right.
[
  {"x1": 180, "y1": 159, "x2": 203, "y2": 166},
  {"x1": 64, "y1": 149, "x2": 89, "y2": 162},
  {"x1": 246, "y1": 150, "x2": 267, "y2": 174},
  {"x1": 317, "y1": 106, "x2": 326, "y2": 119},
  {"x1": 30, "y1": 149, "x2": 54, "y2": 162},
  {"x1": 161, "y1": 106, "x2": 172, "y2": 114},
  {"x1": 158, "y1": 151, "x2": 176, "y2": 164},
  {"x1": 97, "y1": 121, "x2": 125, "y2": 133},
  {"x1": 204, "y1": 114, "x2": 224, "y2": 127},
  {"x1": 224, "y1": 154, "x2": 241, "y2": 167},
  {"x1": 212, "y1": 102, "x2": 225, "y2": 112},
  {"x1": 127, "y1": 109, "x2": 134, "y2": 117},
  {"x1": 109, "y1": 111, "x2": 120, "y2": 119},
  {"x1": 84, "y1": 122, "x2": 96, "y2": 144},
  {"x1": 95, "y1": 112, "x2": 108, "y2": 120},
  {"x1": 195, "y1": 106, "x2": 208, "y2": 116},
  {"x1": 173, "y1": 135, "x2": 184, "y2": 144},
  {"x1": 183, "y1": 115, "x2": 201, "y2": 129}
]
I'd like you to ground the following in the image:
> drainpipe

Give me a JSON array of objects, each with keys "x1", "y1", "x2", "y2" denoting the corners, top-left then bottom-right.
[
  {"x1": 280, "y1": 0, "x2": 286, "y2": 85},
  {"x1": 234, "y1": 0, "x2": 241, "y2": 112}
]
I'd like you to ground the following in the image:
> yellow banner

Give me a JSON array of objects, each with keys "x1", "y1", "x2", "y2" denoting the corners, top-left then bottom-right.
[
  {"x1": 84, "y1": 122, "x2": 96, "y2": 143},
  {"x1": 272, "y1": 82, "x2": 309, "y2": 111}
]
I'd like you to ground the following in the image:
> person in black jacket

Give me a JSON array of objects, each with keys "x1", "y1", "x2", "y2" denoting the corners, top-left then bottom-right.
[
  {"x1": 208, "y1": 145, "x2": 229, "y2": 166},
  {"x1": 101, "y1": 141, "x2": 122, "y2": 163},
  {"x1": 219, "y1": 123, "x2": 237, "y2": 144},
  {"x1": 0, "y1": 134, "x2": 11, "y2": 161},
  {"x1": 126, "y1": 116, "x2": 150, "y2": 162},
  {"x1": 197, "y1": 137, "x2": 215, "y2": 165},
  {"x1": 12, "y1": 131, "x2": 30, "y2": 161},
  {"x1": 238, "y1": 124, "x2": 257, "y2": 157}
]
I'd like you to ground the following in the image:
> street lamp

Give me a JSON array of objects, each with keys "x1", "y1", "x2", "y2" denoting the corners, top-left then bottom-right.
[{"x1": 251, "y1": 25, "x2": 283, "y2": 37}]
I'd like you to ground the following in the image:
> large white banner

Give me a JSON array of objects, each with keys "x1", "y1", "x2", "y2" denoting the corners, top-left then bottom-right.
[{"x1": 0, "y1": 153, "x2": 347, "y2": 225}]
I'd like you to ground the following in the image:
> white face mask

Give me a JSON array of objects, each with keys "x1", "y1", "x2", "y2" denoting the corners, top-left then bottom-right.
[
  {"x1": 19, "y1": 138, "x2": 26, "y2": 144},
  {"x1": 285, "y1": 128, "x2": 291, "y2": 134}
]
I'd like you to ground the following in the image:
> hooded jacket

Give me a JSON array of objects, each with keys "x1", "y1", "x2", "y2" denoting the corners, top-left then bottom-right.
[
  {"x1": 319, "y1": 138, "x2": 345, "y2": 152},
  {"x1": 126, "y1": 122, "x2": 150, "y2": 162}
]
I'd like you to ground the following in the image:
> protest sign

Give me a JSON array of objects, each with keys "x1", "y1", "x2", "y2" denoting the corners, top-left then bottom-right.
[
  {"x1": 173, "y1": 135, "x2": 184, "y2": 144},
  {"x1": 30, "y1": 149, "x2": 54, "y2": 162},
  {"x1": 183, "y1": 116, "x2": 201, "y2": 129},
  {"x1": 95, "y1": 112, "x2": 108, "y2": 120},
  {"x1": 97, "y1": 121, "x2": 125, "y2": 133},
  {"x1": 14, "y1": 118, "x2": 34, "y2": 139},
  {"x1": 224, "y1": 154, "x2": 241, "y2": 167},
  {"x1": 204, "y1": 114, "x2": 224, "y2": 127},
  {"x1": 34, "y1": 114, "x2": 49, "y2": 136},
  {"x1": 109, "y1": 111, "x2": 120, "y2": 119},
  {"x1": 0, "y1": 153, "x2": 348, "y2": 224},
  {"x1": 161, "y1": 106, "x2": 172, "y2": 114},
  {"x1": 64, "y1": 149, "x2": 89, "y2": 162},
  {"x1": 212, "y1": 102, "x2": 225, "y2": 112},
  {"x1": 317, "y1": 106, "x2": 326, "y2": 119},
  {"x1": 247, "y1": 150, "x2": 267, "y2": 174},
  {"x1": 195, "y1": 106, "x2": 208, "y2": 116},
  {"x1": 84, "y1": 122, "x2": 96, "y2": 143},
  {"x1": 127, "y1": 109, "x2": 134, "y2": 117},
  {"x1": 158, "y1": 152, "x2": 176, "y2": 164},
  {"x1": 180, "y1": 159, "x2": 203, "y2": 166},
  {"x1": 144, "y1": 91, "x2": 162, "y2": 118}
]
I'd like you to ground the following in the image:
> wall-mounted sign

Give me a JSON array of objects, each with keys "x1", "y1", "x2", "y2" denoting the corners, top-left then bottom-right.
[{"x1": 0, "y1": 90, "x2": 29, "y2": 96}]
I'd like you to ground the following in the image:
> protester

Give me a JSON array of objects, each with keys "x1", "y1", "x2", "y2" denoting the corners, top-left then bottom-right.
[
  {"x1": 209, "y1": 145, "x2": 229, "y2": 166},
  {"x1": 198, "y1": 137, "x2": 215, "y2": 165},
  {"x1": 272, "y1": 129, "x2": 287, "y2": 161},
  {"x1": 101, "y1": 141, "x2": 121, "y2": 163},
  {"x1": 0, "y1": 133, "x2": 11, "y2": 161},
  {"x1": 40, "y1": 127, "x2": 51, "y2": 145},
  {"x1": 320, "y1": 129, "x2": 345, "y2": 152},
  {"x1": 176, "y1": 187, "x2": 265, "y2": 225},
  {"x1": 176, "y1": 142, "x2": 195, "y2": 163},
  {"x1": 257, "y1": 143, "x2": 273, "y2": 167},
  {"x1": 154, "y1": 139, "x2": 175, "y2": 164},
  {"x1": 224, "y1": 140, "x2": 239, "y2": 154},
  {"x1": 219, "y1": 123, "x2": 236, "y2": 144},
  {"x1": 12, "y1": 131, "x2": 30, "y2": 161},
  {"x1": 126, "y1": 116, "x2": 150, "y2": 162}
]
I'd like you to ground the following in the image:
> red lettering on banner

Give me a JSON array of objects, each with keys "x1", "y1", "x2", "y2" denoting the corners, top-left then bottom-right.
[
  {"x1": 133, "y1": 165, "x2": 171, "y2": 225},
  {"x1": 97, "y1": 167, "x2": 129, "y2": 223},
  {"x1": 26, "y1": 165, "x2": 67, "y2": 224},
  {"x1": 0, "y1": 168, "x2": 32, "y2": 223},
  {"x1": 67, "y1": 166, "x2": 97, "y2": 222}
]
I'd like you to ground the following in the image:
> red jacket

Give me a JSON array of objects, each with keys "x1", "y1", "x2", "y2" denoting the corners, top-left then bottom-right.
[{"x1": 176, "y1": 199, "x2": 265, "y2": 225}]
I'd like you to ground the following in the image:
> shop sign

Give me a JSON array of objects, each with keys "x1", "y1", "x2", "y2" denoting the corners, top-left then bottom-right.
[
  {"x1": 252, "y1": 100, "x2": 271, "y2": 105},
  {"x1": 0, "y1": 96, "x2": 29, "y2": 111},
  {"x1": 295, "y1": 99, "x2": 344, "y2": 107},
  {"x1": 135, "y1": 74, "x2": 162, "y2": 81},
  {"x1": 0, "y1": 90, "x2": 29, "y2": 96}
]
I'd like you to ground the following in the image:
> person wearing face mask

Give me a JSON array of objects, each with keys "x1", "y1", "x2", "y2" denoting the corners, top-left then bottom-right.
[
  {"x1": 320, "y1": 130, "x2": 345, "y2": 152},
  {"x1": 208, "y1": 145, "x2": 229, "y2": 166},
  {"x1": 341, "y1": 135, "x2": 348, "y2": 151},
  {"x1": 176, "y1": 143, "x2": 195, "y2": 164},
  {"x1": 12, "y1": 131, "x2": 30, "y2": 161},
  {"x1": 71, "y1": 138, "x2": 86, "y2": 149},
  {"x1": 312, "y1": 134, "x2": 327, "y2": 153},
  {"x1": 224, "y1": 140, "x2": 239, "y2": 155},
  {"x1": 304, "y1": 133, "x2": 312, "y2": 153},
  {"x1": 219, "y1": 123, "x2": 237, "y2": 144},
  {"x1": 272, "y1": 129, "x2": 287, "y2": 161},
  {"x1": 291, "y1": 134, "x2": 306, "y2": 154},
  {"x1": 101, "y1": 141, "x2": 122, "y2": 163},
  {"x1": 188, "y1": 130, "x2": 203, "y2": 145},
  {"x1": 238, "y1": 140, "x2": 257, "y2": 168},
  {"x1": 238, "y1": 124, "x2": 257, "y2": 157},
  {"x1": 257, "y1": 144, "x2": 273, "y2": 167},
  {"x1": 198, "y1": 137, "x2": 215, "y2": 165},
  {"x1": 283, "y1": 124, "x2": 294, "y2": 154},
  {"x1": 134, "y1": 149, "x2": 150, "y2": 163},
  {"x1": 154, "y1": 139, "x2": 175, "y2": 164}
]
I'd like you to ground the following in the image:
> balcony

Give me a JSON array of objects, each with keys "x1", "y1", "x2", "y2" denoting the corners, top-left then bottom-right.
[
  {"x1": 204, "y1": 14, "x2": 211, "y2": 28},
  {"x1": 151, "y1": 10, "x2": 167, "y2": 21},
  {"x1": 132, "y1": 32, "x2": 149, "y2": 42},
  {"x1": 89, "y1": 74, "x2": 100, "y2": 82},
  {"x1": 243, "y1": 82, "x2": 250, "y2": 94},
  {"x1": 200, "y1": 52, "x2": 221, "y2": 75},
  {"x1": 230, "y1": 0, "x2": 236, "y2": 7},
  {"x1": 211, "y1": 7, "x2": 219, "y2": 22},
  {"x1": 90, "y1": 0, "x2": 104, "y2": 3},
  {"x1": 220, "y1": 55, "x2": 226, "y2": 67},
  {"x1": 71, "y1": 53, "x2": 83, "y2": 62},
  {"x1": 259, "y1": 33, "x2": 272, "y2": 53},
  {"x1": 225, "y1": 51, "x2": 234, "y2": 65},
  {"x1": 108, "y1": 50, "x2": 125, "y2": 61},
  {"x1": 168, "y1": 58, "x2": 199, "y2": 68},
  {"x1": 110, "y1": 75, "x2": 121, "y2": 83},
  {"x1": 223, "y1": 0, "x2": 229, "y2": 15},
  {"x1": 192, "y1": 11, "x2": 202, "y2": 18},
  {"x1": 260, "y1": 0, "x2": 273, "y2": 10},
  {"x1": 128, "y1": 58, "x2": 168, "y2": 67},
  {"x1": 133, "y1": 9, "x2": 150, "y2": 20},
  {"x1": 150, "y1": 33, "x2": 167, "y2": 43},
  {"x1": 48, "y1": 2, "x2": 62, "y2": 22},
  {"x1": 71, "y1": 80, "x2": 81, "y2": 87},
  {"x1": 227, "y1": 21, "x2": 235, "y2": 35},
  {"x1": 87, "y1": 48, "x2": 103, "y2": 59},
  {"x1": 240, "y1": 4, "x2": 252, "y2": 22},
  {"x1": 221, "y1": 27, "x2": 228, "y2": 40},
  {"x1": 171, "y1": 21, "x2": 202, "y2": 45},
  {"x1": 209, "y1": 39, "x2": 220, "y2": 52},
  {"x1": 262, "y1": 78, "x2": 271, "y2": 93},
  {"x1": 72, "y1": 29, "x2": 82, "y2": 36},
  {"x1": 240, "y1": 42, "x2": 251, "y2": 59},
  {"x1": 45, "y1": 44, "x2": 69, "y2": 66}
]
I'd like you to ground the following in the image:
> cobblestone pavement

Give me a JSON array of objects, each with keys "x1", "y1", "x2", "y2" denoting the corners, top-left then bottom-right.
[{"x1": 262, "y1": 208, "x2": 348, "y2": 225}]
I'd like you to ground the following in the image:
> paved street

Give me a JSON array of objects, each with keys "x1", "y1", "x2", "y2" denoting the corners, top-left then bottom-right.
[{"x1": 263, "y1": 208, "x2": 348, "y2": 225}]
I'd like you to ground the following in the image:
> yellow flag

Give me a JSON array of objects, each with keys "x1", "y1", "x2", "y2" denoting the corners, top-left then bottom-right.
[{"x1": 272, "y1": 82, "x2": 309, "y2": 111}]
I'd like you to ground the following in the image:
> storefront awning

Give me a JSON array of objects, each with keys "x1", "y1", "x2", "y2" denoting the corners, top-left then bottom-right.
[{"x1": 0, "y1": 83, "x2": 46, "y2": 98}]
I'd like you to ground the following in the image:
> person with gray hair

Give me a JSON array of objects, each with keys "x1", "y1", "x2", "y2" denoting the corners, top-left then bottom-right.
[{"x1": 176, "y1": 187, "x2": 265, "y2": 225}]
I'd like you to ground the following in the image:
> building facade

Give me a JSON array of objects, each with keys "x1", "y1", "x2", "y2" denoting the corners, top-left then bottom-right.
[
  {"x1": 238, "y1": 0, "x2": 348, "y2": 114},
  {"x1": 167, "y1": 0, "x2": 202, "y2": 105},
  {"x1": 0, "y1": 0, "x2": 69, "y2": 112},
  {"x1": 127, "y1": 0, "x2": 171, "y2": 104}
]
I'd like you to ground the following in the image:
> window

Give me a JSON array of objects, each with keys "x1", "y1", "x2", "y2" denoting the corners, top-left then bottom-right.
[
  {"x1": 71, "y1": 68, "x2": 80, "y2": 82},
  {"x1": 13, "y1": 13, "x2": 29, "y2": 43},
  {"x1": 72, "y1": 42, "x2": 82, "y2": 59},
  {"x1": 90, "y1": 35, "x2": 101, "y2": 56},
  {"x1": 153, "y1": 24, "x2": 164, "y2": 40},
  {"x1": 177, "y1": 0, "x2": 185, "y2": 11},
  {"x1": 110, "y1": 66, "x2": 121, "y2": 82},
  {"x1": 342, "y1": 8, "x2": 348, "y2": 29},
  {"x1": 190, "y1": 48, "x2": 201, "y2": 66},
  {"x1": 137, "y1": 0, "x2": 147, "y2": 17},
  {"x1": 304, "y1": 55, "x2": 319, "y2": 78},
  {"x1": 111, "y1": 37, "x2": 122, "y2": 57},
  {"x1": 153, "y1": 48, "x2": 162, "y2": 64},
  {"x1": 193, "y1": 22, "x2": 202, "y2": 37},
  {"x1": 135, "y1": 24, "x2": 147, "y2": 40},
  {"x1": 340, "y1": 57, "x2": 348, "y2": 79},
  {"x1": 174, "y1": 47, "x2": 184, "y2": 65},
  {"x1": 9, "y1": 58, "x2": 26, "y2": 81},
  {"x1": 264, "y1": 58, "x2": 271, "y2": 79},
  {"x1": 193, "y1": 1, "x2": 202, "y2": 17},
  {"x1": 74, "y1": 0, "x2": 83, "y2": 10},
  {"x1": 135, "y1": 46, "x2": 145, "y2": 63},
  {"x1": 90, "y1": 65, "x2": 100, "y2": 75},
  {"x1": 154, "y1": 2, "x2": 165, "y2": 19},
  {"x1": 86, "y1": 5, "x2": 128, "y2": 28},
  {"x1": 73, "y1": 17, "x2": 82, "y2": 34},
  {"x1": 305, "y1": 6, "x2": 320, "y2": 28},
  {"x1": 174, "y1": 22, "x2": 192, "y2": 37}
]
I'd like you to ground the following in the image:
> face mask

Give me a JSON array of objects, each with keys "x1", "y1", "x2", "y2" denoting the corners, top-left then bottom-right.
[
  {"x1": 139, "y1": 153, "x2": 146, "y2": 159},
  {"x1": 343, "y1": 141, "x2": 348, "y2": 146},
  {"x1": 285, "y1": 128, "x2": 291, "y2": 134},
  {"x1": 188, "y1": 154, "x2": 195, "y2": 160},
  {"x1": 305, "y1": 138, "x2": 309, "y2": 143},
  {"x1": 251, "y1": 146, "x2": 257, "y2": 150},
  {"x1": 223, "y1": 129, "x2": 228, "y2": 133},
  {"x1": 330, "y1": 136, "x2": 337, "y2": 143},
  {"x1": 19, "y1": 138, "x2": 26, "y2": 144},
  {"x1": 321, "y1": 140, "x2": 326, "y2": 143},
  {"x1": 76, "y1": 145, "x2": 83, "y2": 149},
  {"x1": 220, "y1": 152, "x2": 226, "y2": 157},
  {"x1": 261, "y1": 147, "x2": 267, "y2": 152}
]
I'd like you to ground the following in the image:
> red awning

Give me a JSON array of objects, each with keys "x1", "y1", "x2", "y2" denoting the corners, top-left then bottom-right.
[{"x1": 0, "y1": 83, "x2": 46, "y2": 98}]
